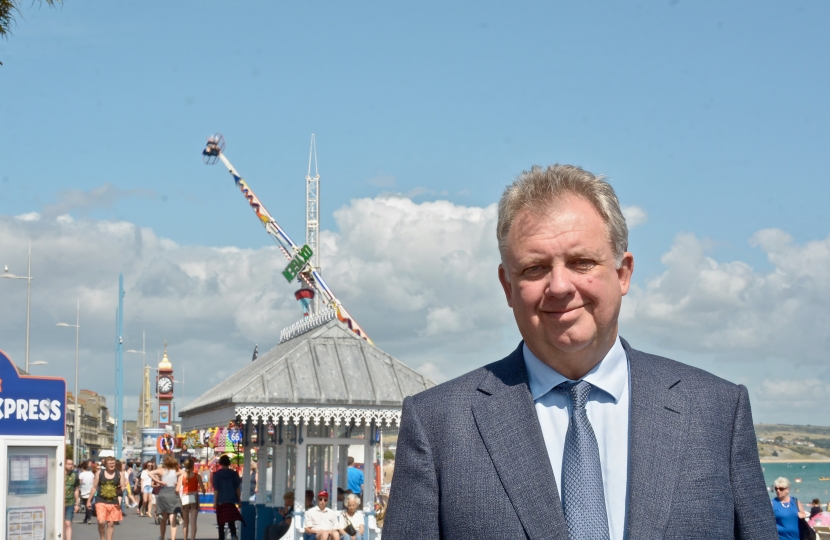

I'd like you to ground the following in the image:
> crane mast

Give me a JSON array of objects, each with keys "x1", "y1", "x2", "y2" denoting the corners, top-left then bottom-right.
[{"x1": 202, "y1": 134, "x2": 372, "y2": 344}]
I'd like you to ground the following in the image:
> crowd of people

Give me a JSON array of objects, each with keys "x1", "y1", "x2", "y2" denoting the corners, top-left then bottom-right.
[
  {"x1": 63, "y1": 455, "x2": 207, "y2": 540},
  {"x1": 63, "y1": 452, "x2": 375, "y2": 540}
]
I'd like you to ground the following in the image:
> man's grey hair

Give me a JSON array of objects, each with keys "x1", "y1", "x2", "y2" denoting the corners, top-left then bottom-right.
[
  {"x1": 345, "y1": 493, "x2": 361, "y2": 505},
  {"x1": 773, "y1": 477, "x2": 790, "y2": 489},
  {"x1": 497, "y1": 164, "x2": 629, "y2": 267}
]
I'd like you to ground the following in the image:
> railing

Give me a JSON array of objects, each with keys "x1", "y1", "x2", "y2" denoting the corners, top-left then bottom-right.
[{"x1": 279, "y1": 309, "x2": 337, "y2": 344}]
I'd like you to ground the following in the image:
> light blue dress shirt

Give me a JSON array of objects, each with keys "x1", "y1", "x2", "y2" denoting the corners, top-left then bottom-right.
[{"x1": 523, "y1": 336, "x2": 630, "y2": 540}]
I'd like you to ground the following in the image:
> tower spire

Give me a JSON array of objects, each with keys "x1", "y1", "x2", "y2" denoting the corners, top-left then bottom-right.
[{"x1": 306, "y1": 134, "x2": 321, "y2": 314}]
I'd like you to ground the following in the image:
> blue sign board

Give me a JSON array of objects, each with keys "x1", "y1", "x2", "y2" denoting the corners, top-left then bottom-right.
[{"x1": 0, "y1": 350, "x2": 66, "y2": 436}]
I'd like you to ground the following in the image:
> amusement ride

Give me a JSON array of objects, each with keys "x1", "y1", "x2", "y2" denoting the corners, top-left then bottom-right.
[{"x1": 202, "y1": 134, "x2": 372, "y2": 344}]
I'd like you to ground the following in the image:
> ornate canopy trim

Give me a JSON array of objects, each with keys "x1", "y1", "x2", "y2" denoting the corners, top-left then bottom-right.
[{"x1": 236, "y1": 405, "x2": 400, "y2": 427}]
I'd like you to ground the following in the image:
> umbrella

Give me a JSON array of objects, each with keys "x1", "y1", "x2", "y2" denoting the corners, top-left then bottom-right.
[{"x1": 809, "y1": 511, "x2": 830, "y2": 528}]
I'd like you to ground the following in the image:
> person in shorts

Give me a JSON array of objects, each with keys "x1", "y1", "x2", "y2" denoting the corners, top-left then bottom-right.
[
  {"x1": 64, "y1": 458, "x2": 80, "y2": 540},
  {"x1": 88, "y1": 456, "x2": 127, "y2": 540},
  {"x1": 180, "y1": 457, "x2": 206, "y2": 540}
]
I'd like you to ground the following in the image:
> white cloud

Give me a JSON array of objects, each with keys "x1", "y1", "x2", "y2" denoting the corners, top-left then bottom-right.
[
  {"x1": 5, "y1": 194, "x2": 829, "y2": 424},
  {"x1": 622, "y1": 205, "x2": 647, "y2": 227},
  {"x1": 15, "y1": 212, "x2": 41, "y2": 222},
  {"x1": 621, "y1": 230, "x2": 830, "y2": 364},
  {"x1": 0, "y1": 195, "x2": 515, "y2": 422}
]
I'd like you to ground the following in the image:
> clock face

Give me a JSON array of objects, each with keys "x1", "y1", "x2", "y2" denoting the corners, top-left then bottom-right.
[{"x1": 158, "y1": 376, "x2": 173, "y2": 394}]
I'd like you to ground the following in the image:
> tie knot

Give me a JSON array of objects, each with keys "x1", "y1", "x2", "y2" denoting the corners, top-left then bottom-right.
[{"x1": 558, "y1": 379, "x2": 592, "y2": 409}]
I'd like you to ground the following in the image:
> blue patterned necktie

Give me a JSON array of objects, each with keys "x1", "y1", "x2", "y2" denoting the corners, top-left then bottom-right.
[{"x1": 557, "y1": 380, "x2": 610, "y2": 540}]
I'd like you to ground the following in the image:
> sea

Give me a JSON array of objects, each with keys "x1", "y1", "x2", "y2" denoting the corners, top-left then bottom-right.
[{"x1": 762, "y1": 462, "x2": 830, "y2": 503}]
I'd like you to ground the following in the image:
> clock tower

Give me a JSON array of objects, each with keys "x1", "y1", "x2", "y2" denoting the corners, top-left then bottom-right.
[{"x1": 157, "y1": 341, "x2": 174, "y2": 428}]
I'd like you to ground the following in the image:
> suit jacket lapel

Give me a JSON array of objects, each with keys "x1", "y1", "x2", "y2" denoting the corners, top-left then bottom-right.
[
  {"x1": 623, "y1": 339, "x2": 689, "y2": 538},
  {"x1": 471, "y1": 346, "x2": 569, "y2": 539}
]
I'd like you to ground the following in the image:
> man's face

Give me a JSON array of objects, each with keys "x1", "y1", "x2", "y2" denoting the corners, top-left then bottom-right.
[
  {"x1": 317, "y1": 496, "x2": 328, "y2": 510},
  {"x1": 65, "y1": 459, "x2": 74, "y2": 473},
  {"x1": 104, "y1": 459, "x2": 116, "y2": 472},
  {"x1": 498, "y1": 196, "x2": 633, "y2": 373}
]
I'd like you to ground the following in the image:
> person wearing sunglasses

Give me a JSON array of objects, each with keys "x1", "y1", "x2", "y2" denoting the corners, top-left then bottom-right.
[
  {"x1": 304, "y1": 491, "x2": 340, "y2": 540},
  {"x1": 771, "y1": 478, "x2": 806, "y2": 540}
]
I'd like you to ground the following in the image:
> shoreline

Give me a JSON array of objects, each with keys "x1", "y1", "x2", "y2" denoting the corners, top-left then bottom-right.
[{"x1": 760, "y1": 459, "x2": 830, "y2": 463}]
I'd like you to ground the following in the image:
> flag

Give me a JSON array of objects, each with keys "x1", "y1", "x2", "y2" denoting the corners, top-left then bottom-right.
[{"x1": 251, "y1": 344, "x2": 258, "y2": 362}]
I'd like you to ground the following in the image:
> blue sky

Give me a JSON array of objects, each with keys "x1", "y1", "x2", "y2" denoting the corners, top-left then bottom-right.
[{"x1": 1, "y1": 1, "x2": 829, "y2": 425}]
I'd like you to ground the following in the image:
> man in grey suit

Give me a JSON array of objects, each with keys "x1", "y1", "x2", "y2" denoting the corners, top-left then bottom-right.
[{"x1": 383, "y1": 165, "x2": 777, "y2": 539}]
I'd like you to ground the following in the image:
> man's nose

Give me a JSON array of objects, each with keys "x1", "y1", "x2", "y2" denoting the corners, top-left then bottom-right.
[{"x1": 545, "y1": 265, "x2": 575, "y2": 297}]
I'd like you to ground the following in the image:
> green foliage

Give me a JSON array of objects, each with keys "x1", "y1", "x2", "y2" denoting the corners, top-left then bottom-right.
[
  {"x1": 383, "y1": 450, "x2": 395, "y2": 460},
  {"x1": 0, "y1": 0, "x2": 62, "y2": 39},
  {"x1": 65, "y1": 444, "x2": 74, "y2": 460}
]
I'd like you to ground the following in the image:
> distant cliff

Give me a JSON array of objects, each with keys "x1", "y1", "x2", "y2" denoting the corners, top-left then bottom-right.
[{"x1": 756, "y1": 424, "x2": 830, "y2": 462}]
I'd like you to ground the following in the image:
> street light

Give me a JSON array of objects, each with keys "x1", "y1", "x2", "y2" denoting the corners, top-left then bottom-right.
[
  {"x1": 126, "y1": 331, "x2": 147, "y2": 430},
  {"x1": 29, "y1": 361, "x2": 48, "y2": 368},
  {"x1": 2, "y1": 241, "x2": 33, "y2": 372},
  {"x1": 57, "y1": 299, "x2": 80, "y2": 464}
]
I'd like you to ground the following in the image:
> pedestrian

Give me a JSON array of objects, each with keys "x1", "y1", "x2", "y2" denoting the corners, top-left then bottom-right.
[
  {"x1": 150, "y1": 454, "x2": 183, "y2": 540},
  {"x1": 304, "y1": 490, "x2": 339, "y2": 540},
  {"x1": 139, "y1": 461, "x2": 153, "y2": 517},
  {"x1": 88, "y1": 456, "x2": 128, "y2": 540},
  {"x1": 64, "y1": 458, "x2": 80, "y2": 540},
  {"x1": 213, "y1": 454, "x2": 242, "y2": 540},
  {"x1": 78, "y1": 461, "x2": 95, "y2": 524},
  {"x1": 771, "y1": 477, "x2": 806, "y2": 540},
  {"x1": 180, "y1": 457, "x2": 206, "y2": 540}
]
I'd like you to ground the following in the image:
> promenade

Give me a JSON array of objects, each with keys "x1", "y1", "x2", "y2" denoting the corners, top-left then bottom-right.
[{"x1": 70, "y1": 511, "x2": 221, "y2": 540}]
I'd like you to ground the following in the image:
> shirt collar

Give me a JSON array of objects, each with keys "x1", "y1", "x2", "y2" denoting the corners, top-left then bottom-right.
[{"x1": 523, "y1": 336, "x2": 628, "y2": 403}]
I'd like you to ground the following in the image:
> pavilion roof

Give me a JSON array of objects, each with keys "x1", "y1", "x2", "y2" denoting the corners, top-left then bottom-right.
[{"x1": 180, "y1": 318, "x2": 435, "y2": 426}]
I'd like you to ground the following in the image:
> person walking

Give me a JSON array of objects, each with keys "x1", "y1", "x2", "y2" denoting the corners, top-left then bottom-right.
[
  {"x1": 212, "y1": 454, "x2": 242, "y2": 540},
  {"x1": 150, "y1": 455, "x2": 183, "y2": 540},
  {"x1": 180, "y1": 457, "x2": 206, "y2": 540},
  {"x1": 139, "y1": 461, "x2": 153, "y2": 517},
  {"x1": 78, "y1": 461, "x2": 95, "y2": 524},
  {"x1": 88, "y1": 456, "x2": 127, "y2": 540},
  {"x1": 64, "y1": 458, "x2": 80, "y2": 540}
]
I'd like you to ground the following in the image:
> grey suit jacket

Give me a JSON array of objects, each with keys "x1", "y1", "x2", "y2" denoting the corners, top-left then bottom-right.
[{"x1": 383, "y1": 339, "x2": 778, "y2": 539}]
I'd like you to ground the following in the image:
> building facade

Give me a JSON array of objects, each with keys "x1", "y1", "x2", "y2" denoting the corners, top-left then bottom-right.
[{"x1": 66, "y1": 389, "x2": 115, "y2": 460}]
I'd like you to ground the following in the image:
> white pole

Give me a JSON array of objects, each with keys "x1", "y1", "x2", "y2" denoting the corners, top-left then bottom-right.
[
  {"x1": 73, "y1": 299, "x2": 80, "y2": 464},
  {"x1": 25, "y1": 240, "x2": 31, "y2": 372}
]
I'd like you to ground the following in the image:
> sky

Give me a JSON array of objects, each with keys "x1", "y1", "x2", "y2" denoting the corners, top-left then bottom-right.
[{"x1": 1, "y1": 1, "x2": 829, "y2": 426}]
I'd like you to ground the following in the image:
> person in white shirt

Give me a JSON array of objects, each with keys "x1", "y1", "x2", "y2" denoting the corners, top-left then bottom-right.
[
  {"x1": 303, "y1": 490, "x2": 339, "y2": 540},
  {"x1": 78, "y1": 461, "x2": 95, "y2": 524},
  {"x1": 337, "y1": 494, "x2": 364, "y2": 540}
]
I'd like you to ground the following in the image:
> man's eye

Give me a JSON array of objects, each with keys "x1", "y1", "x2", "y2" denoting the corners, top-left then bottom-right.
[
  {"x1": 573, "y1": 260, "x2": 596, "y2": 271},
  {"x1": 523, "y1": 266, "x2": 546, "y2": 277}
]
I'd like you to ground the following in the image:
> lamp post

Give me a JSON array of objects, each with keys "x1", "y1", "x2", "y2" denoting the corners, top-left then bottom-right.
[
  {"x1": 1, "y1": 241, "x2": 33, "y2": 372},
  {"x1": 57, "y1": 299, "x2": 81, "y2": 464},
  {"x1": 29, "y1": 361, "x2": 48, "y2": 369},
  {"x1": 127, "y1": 331, "x2": 147, "y2": 429}
]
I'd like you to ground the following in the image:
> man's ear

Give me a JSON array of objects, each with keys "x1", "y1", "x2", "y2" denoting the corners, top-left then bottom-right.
[
  {"x1": 498, "y1": 264, "x2": 514, "y2": 308},
  {"x1": 617, "y1": 252, "x2": 634, "y2": 296}
]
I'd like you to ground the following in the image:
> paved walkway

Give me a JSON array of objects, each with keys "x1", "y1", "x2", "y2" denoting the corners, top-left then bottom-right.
[{"x1": 69, "y1": 510, "x2": 223, "y2": 540}]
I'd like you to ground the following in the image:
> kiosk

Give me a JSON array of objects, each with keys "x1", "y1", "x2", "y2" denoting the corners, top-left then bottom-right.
[{"x1": 0, "y1": 350, "x2": 66, "y2": 540}]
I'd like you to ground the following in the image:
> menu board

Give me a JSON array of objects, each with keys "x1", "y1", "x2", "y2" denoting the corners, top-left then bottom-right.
[
  {"x1": 7, "y1": 507, "x2": 46, "y2": 540},
  {"x1": 7, "y1": 455, "x2": 49, "y2": 496}
]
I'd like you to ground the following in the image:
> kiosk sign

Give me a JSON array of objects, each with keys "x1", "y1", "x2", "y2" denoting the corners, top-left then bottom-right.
[{"x1": 0, "y1": 351, "x2": 65, "y2": 437}]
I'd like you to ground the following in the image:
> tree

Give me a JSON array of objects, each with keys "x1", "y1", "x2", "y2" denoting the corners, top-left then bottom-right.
[{"x1": 0, "y1": 0, "x2": 62, "y2": 39}]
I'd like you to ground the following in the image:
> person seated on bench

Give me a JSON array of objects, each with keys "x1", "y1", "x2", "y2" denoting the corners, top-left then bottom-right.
[{"x1": 304, "y1": 491, "x2": 339, "y2": 540}]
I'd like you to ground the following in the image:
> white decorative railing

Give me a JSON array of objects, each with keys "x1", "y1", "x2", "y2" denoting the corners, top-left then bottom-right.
[
  {"x1": 278, "y1": 309, "x2": 337, "y2": 344},
  {"x1": 235, "y1": 405, "x2": 400, "y2": 427}
]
